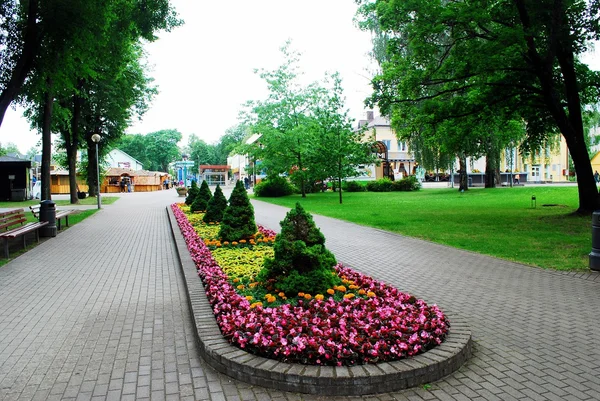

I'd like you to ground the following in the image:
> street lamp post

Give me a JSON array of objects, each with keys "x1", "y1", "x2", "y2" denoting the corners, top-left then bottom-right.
[{"x1": 91, "y1": 134, "x2": 101, "y2": 209}]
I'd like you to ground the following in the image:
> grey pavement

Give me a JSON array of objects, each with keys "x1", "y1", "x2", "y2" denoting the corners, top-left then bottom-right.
[{"x1": 0, "y1": 187, "x2": 599, "y2": 400}]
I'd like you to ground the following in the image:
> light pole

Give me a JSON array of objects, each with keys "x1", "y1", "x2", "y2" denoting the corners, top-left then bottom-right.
[{"x1": 91, "y1": 134, "x2": 101, "y2": 209}]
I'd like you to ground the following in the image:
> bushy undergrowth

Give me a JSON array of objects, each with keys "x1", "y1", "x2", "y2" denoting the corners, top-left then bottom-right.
[
  {"x1": 219, "y1": 180, "x2": 257, "y2": 242},
  {"x1": 254, "y1": 176, "x2": 296, "y2": 197}
]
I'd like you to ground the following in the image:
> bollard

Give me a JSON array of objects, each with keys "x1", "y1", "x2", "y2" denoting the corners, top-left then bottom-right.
[
  {"x1": 39, "y1": 200, "x2": 57, "y2": 237},
  {"x1": 590, "y1": 211, "x2": 600, "y2": 271}
]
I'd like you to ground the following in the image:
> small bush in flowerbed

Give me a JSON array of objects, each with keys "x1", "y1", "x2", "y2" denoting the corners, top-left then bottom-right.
[
  {"x1": 185, "y1": 180, "x2": 200, "y2": 205},
  {"x1": 256, "y1": 202, "x2": 339, "y2": 295},
  {"x1": 254, "y1": 176, "x2": 296, "y2": 197},
  {"x1": 191, "y1": 180, "x2": 213, "y2": 212},
  {"x1": 203, "y1": 184, "x2": 228, "y2": 223},
  {"x1": 172, "y1": 203, "x2": 450, "y2": 367},
  {"x1": 219, "y1": 180, "x2": 257, "y2": 242},
  {"x1": 344, "y1": 180, "x2": 367, "y2": 192},
  {"x1": 392, "y1": 176, "x2": 421, "y2": 191},
  {"x1": 366, "y1": 178, "x2": 394, "y2": 192}
]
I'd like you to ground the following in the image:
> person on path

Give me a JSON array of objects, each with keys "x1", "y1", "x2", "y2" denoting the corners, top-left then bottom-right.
[{"x1": 514, "y1": 174, "x2": 520, "y2": 185}]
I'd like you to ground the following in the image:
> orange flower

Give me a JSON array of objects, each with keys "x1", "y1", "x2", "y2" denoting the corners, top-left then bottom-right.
[
  {"x1": 326, "y1": 288, "x2": 335, "y2": 295},
  {"x1": 237, "y1": 284, "x2": 245, "y2": 290},
  {"x1": 358, "y1": 289, "x2": 366, "y2": 295},
  {"x1": 223, "y1": 241, "x2": 229, "y2": 245},
  {"x1": 349, "y1": 285, "x2": 359, "y2": 290},
  {"x1": 232, "y1": 241, "x2": 238, "y2": 246},
  {"x1": 336, "y1": 286, "x2": 347, "y2": 293},
  {"x1": 367, "y1": 291, "x2": 376, "y2": 297},
  {"x1": 343, "y1": 293, "x2": 355, "y2": 299},
  {"x1": 278, "y1": 292, "x2": 285, "y2": 298},
  {"x1": 304, "y1": 294, "x2": 312, "y2": 300},
  {"x1": 239, "y1": 239, "x2": 247, "y2": 244},
  {"x1": 250, "y1": 302, "x2": 263, "y2": 309},
  {"x1": 233, "y1": 278, "x2": 240, "y2": 283},
  {"x1": 315, "y1": 294, "x2": 325, "y2": 301},
  {"x1": 245, "y1": 295, "x2": 253, "y2": 301},
  {"x1": 298, "y1": 292, "x2": 305, "y2": 297}
]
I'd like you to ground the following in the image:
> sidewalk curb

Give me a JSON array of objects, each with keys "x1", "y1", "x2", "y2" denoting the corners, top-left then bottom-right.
[{"x1": 166, "y1": 206, "x2": 472, "y2": 395}]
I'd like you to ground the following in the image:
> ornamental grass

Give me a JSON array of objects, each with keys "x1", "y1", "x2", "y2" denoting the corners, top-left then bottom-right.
[{"x1": 172, "y1": 203, "x2": 449, "y2": 366}]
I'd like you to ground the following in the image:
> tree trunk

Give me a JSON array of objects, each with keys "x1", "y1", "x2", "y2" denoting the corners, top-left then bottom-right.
[
  {"x1": 66, "y1": 90, "x2": 82, "y2": 204},
  {"x1": 458, "y1": 154, "x2": 468, "y2": 191},
  {"x1": 41, "y1": 85, "x2": 53, "y2": 201},
  {"x1": 0, "y1": 0, "x2": 39, "y2": 127},
  {"x1": 485, "y1": 155, "x2": 496, "y2": 188},
  {"x1": 338, "y1": 157, "x2": 343, "y2": 204},
  {"x1": 87, "y1": 138, "x2": 98, "y2": 197}
]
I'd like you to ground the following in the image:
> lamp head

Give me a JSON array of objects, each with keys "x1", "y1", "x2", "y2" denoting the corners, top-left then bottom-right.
[{"x1": 91, "y1": 134, "x2": 101, "y2": 143}]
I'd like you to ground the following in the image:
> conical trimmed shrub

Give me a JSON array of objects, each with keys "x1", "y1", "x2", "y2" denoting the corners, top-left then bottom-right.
[
  {"x1": 190, "y1": 180, "x2": 212, "y2": 212},
  {"x1": 256, "y1": 202, "x2": 338, "y2": 295},
  {"x1": 203, "y1": 184, "x2": 228, "y2": 223},
  {"x1": 218, "y1": 180, "x2": 257, "y2": 242},
  {"x1": 185, "y1": 181, "x2": 199, "y2": 206}
]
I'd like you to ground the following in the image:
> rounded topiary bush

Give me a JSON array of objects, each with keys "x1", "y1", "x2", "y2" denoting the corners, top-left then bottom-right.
[
  {"x1": 392, "y1": 175, "x2": 422, "y2": 191},
  {"x1": 253, "y1": 176, "x2": 295, "y2": 197},
  {"x1": 366, "y1": 178, "x2": 394, "y2": 192},
  {"x1": 185, "y1": 180, "x2": 199, "y2": 205},
  {"x1": 219, "y1": 180, "x2": 257, "y2": 242},
  {"x1": 203, "y1": 184, "x2": 228, "y2": 223},
  {"x1": 257, "y1": 202, "x2": 339, "y2": 295},
  {"x1": 344, "y1": 180, "x2": 366, "y2": 192}
]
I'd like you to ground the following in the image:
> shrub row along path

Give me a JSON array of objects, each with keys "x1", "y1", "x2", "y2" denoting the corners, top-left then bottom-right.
[{"x1": 0, "y1": 187, "x2": 599, "y2": 401}]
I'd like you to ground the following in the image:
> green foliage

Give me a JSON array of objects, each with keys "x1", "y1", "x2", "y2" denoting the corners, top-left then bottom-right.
[
  {"x1": 190, "y1": 180, "x2": 212, "y2": 212},
  {"x1": 219, "y1": 180, "x2": 257, "y2": 242},
  {"x1": 366, "y1": 178, "x2": 394, "y2": 192},
  {"x1": 203, "y1": 184, "x2": 228, "y2": 223},
  {"x1": 392, "y1": 176, "x2": 421, "y2": 192},
  {"x1": 344, "y1": 181, "x2": 366, "y2": 192},
  {"x1": 253, "y1": 176, "x2": 295, "y2": 197},
  {"x1": 185, "y1": 180, "x2": 199, "y2": 206},
  {"x1": 257, "y1": 202, "x2": 338, "y2": 295}
]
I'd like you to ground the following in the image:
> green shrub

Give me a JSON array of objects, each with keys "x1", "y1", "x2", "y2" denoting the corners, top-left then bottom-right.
[
  {"x1": 203, "y1": 184, "x2": 228, "y2": 223},
  {"x1": 366, "y1": 178, "x2": 394, "y2": 192},
  {"x1": 392, "y1": 175, "x2": 422, "y2": 191},
  {"x1": 253, "y1": 176, "x2": 295, "y2": 197},
  {"x1": 185, "y1": 180, "x2": 199, "y2": 205},
  {"x1": 190, "y1": 180, "x2": 212, "y2": 212},
  {"x1": 219, "y1": 180, "x2": 257, "y2": 242},
  {"x1": 257, "y1": 202, "x2": 339, "y2": 295},
  {"x1": 344, "y1": 180, "x2": 366, "y2": 192}
]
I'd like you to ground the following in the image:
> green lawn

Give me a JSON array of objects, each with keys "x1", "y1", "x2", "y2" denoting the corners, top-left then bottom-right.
[{"x1": 253, "y1": 186, "x2": 591, "y2": 271}]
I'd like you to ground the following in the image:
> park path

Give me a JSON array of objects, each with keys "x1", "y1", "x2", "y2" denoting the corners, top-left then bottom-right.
[{"x1": 0, "y1": 187, "x2": 598, "y2": 401}]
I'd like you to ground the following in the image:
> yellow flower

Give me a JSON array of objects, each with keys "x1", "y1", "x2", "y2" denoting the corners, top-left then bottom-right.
[
  {"x1": 343, "y1": 293, "x2": 355, "y2": 299},
  {"x1": 367, "y1": 291, "x2": 376, "y2": 297},
  {"x1": 349, "y1": 285, "x2": 359, "y2": 290},
  {"x1": 245, "y1": 295, "x2": 253, "y2": 301},
  {"x1": 315, "y1": 294, "x2": 325, "y2": 301},
  {"x1": 237, "y1": 284, "x2": 245, "y2": 290},
  {"x1": 327, "y1": 289, "x2": 335, "y2": 295},
  {"x1": 250, "y1": 302, "x2": 263, "y2": 309},
  {"x1": 264, "y1": 293, "x2": 272, "y2": 299}
]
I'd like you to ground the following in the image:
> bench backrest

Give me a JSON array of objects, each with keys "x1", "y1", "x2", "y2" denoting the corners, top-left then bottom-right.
[{"x1": 0, "y1": 209, "x2": 27, "y2": 231}]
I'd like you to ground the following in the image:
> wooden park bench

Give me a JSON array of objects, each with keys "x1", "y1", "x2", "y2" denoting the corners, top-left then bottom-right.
[
  {"x1": 29, "y1": 204, "x2": 77, "y2": 231},
  {"x1": 0, "y1": 209, "x2": 48, "y2": 258}
]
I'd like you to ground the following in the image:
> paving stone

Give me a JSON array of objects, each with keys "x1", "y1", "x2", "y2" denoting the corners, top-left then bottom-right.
[{"x1": 1, "y1": 190, "x2": 600, "y2": 400}]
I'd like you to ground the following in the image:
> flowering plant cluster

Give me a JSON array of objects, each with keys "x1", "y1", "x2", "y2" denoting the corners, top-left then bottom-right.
[{"x1": 171, "y1": 203, "x2": 449, "y2": 366}]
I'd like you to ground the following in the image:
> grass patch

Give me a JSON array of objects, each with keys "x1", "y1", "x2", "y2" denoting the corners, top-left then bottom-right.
[{"x1": 253, "y1": 186, "x2": 591, "y2": 271}]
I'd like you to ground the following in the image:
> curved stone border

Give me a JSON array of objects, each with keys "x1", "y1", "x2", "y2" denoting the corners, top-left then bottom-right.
[{"x1": 167, "y1": 207, "x2": 472, "y2": 395}]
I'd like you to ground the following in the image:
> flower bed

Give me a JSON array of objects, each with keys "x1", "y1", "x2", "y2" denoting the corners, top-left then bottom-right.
[{"x1": 171, "y1": 203, "x2": 449, "y2": 366}]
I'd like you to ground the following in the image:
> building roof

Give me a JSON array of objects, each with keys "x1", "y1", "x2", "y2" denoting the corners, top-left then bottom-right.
[
  {"x1": 0, "y1": 155, "x2": 29, "y2": 163},
  {"x1": 105, "y1": 167, "x2": 167, "y2": 177}
]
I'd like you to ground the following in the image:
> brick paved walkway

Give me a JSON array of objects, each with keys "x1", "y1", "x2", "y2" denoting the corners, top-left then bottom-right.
[{"x1": 1, "y1": 189, "x2": 599, "y2": 400}]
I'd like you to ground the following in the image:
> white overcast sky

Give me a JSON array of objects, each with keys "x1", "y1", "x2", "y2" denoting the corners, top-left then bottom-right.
[
  {"x1": 1, "y1": 1, "x2": 599, "y2": 154},
  {"x1": 1, "y1": 0, "x2": 376, "y2": 154}
]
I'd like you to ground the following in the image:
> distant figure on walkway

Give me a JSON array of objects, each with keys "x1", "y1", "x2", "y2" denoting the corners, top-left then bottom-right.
[
  {"x1": 514, "y1": 174, "x2": 520, "y2": 185},
  {"x1": 164, "y1": 179, "x2": 169, "y2": 190},
  {"x1": 120, "y1": 179, "x2": 126, "y2": 193},
  {"x1": 244, "y1": 177, "x2": 249, "y2": 189},
  {"x1": 595, "y1": 171, "x2": 599, "y2": 183}
]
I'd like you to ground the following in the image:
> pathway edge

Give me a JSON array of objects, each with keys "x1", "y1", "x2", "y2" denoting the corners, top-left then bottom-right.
[{"x1": 166, "y1": 206, "x2": 472, "y2": 395}]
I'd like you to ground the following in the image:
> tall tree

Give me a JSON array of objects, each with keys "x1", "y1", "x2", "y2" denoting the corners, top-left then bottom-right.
[
  {"x1": 309, "y1": 73, "x2": 376, "y2": 203},
  {"x1": 144, "y1": 129, "x2": 183, "y2": 171},
  {"x1": 357, "y1": 0, "x2": 600, "y2": 212}
]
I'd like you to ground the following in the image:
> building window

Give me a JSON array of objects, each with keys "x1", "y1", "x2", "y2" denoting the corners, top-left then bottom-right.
[
  {"x1": 397, "y1": 140, "x2": 406, "y2": 151},
  {"x1": 382, "y1": 140, "x2": 391, "y2": 151}
]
